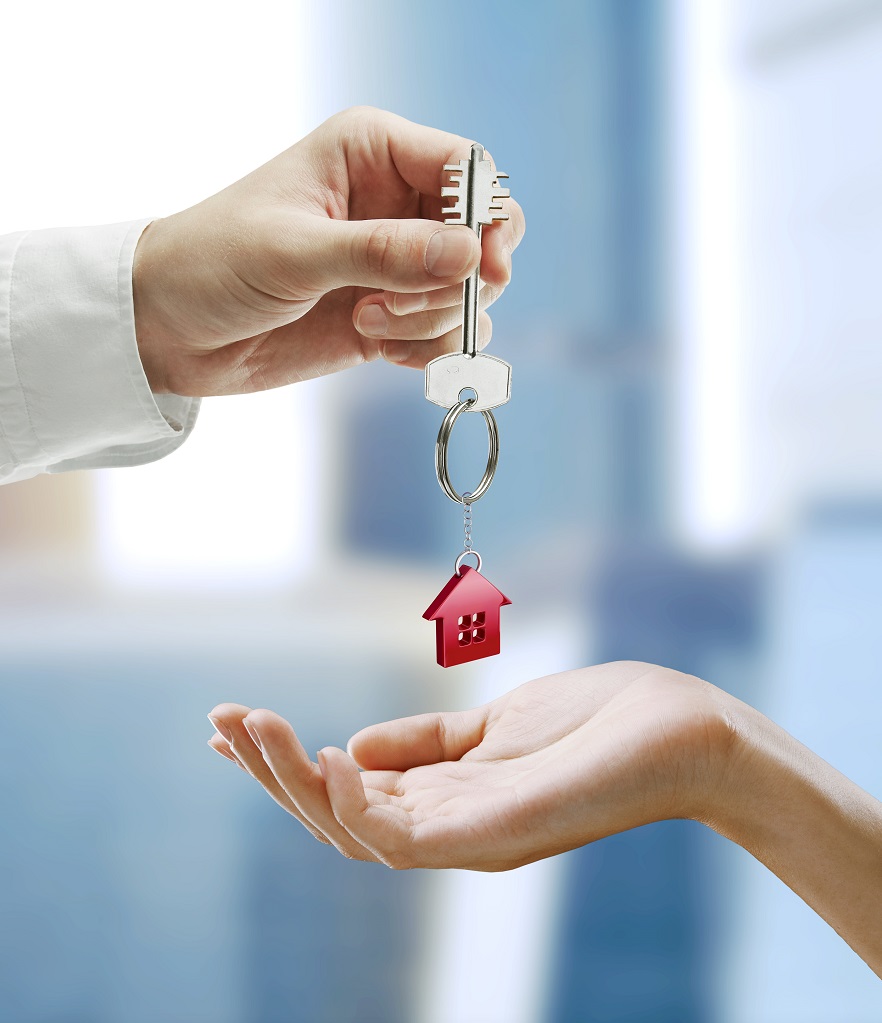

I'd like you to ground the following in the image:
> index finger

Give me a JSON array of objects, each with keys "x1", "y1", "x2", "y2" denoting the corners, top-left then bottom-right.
[{"x1": 339, "y1": 107, "x2": 478, "y2": 198}]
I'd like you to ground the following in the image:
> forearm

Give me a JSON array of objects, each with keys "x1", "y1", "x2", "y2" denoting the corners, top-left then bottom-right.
[{"x1": 710, "y1": 699, "x2": 882, "y2": 976}]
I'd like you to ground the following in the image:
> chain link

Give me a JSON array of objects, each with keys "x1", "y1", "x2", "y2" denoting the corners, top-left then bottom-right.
[{"x1": 462, "y1": 493, "x2": 474, "y2": 551}]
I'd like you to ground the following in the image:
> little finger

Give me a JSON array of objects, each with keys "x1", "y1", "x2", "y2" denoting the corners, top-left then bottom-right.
[{"x1": 381, "y1": 311, "x2": 492, "y2": 369}]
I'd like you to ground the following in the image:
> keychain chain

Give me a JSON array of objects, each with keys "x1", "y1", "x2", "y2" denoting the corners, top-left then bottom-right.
[{"x1": 462, "y1": 493, "x2": 474, "y2": 552}]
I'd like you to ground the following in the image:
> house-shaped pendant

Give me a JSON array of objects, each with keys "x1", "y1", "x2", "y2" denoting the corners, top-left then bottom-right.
[{"x1": 423, "y1": 565, "x2": 511, "y2": 668}]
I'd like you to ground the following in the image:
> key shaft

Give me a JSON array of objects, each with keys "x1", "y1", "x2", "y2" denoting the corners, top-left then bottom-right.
[
  {"x1": 462, "y1": 145, "x2": 485, "y2": 358},
  {"x1": 426, "y1": 144, "x2": 512, "y2": 412}
]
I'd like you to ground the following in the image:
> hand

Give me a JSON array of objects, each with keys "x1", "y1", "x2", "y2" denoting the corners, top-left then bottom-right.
[
  {"x1": 207, "y1": 661, "x2": 736, "y2": 869},
  {"x1": 208, "y1": 661, "x2": 882, "y2": 975},
  {"x1": 134, "y1": 106, "x2": 525, "y2": 396}
]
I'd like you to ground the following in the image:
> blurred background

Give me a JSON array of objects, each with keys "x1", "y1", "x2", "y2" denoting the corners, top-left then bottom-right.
[{"x1": 2, "y1": 0, "x2": 882, "y2": 1019}]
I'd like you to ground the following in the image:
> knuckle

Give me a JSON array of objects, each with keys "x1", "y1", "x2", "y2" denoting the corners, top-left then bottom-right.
[
  {"x1": 422, "y1": 307, "x2": 458, "y2": 340},
  {"x1": 332, "y1": 107, "x2": 391, "y2": 149},
  {"x1": 339, "y1": 104, "x2": 381, "y2": 126},
  {"x1": 363, "y1": 222, "x2": 402, "y2": 279}
]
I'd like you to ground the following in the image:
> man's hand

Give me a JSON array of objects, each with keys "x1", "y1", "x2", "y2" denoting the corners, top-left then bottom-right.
[{"x1": 133, "y1": 106, "x2": 525, "y2": 396}]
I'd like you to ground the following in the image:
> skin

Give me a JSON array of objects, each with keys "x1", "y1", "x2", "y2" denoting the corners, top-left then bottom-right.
[
  {"x1": 207, "y1": 661, "x2": 882, "y2": 978},
  {"x1": 133, "y1": 106, "x2": 524, "y2": 396}
]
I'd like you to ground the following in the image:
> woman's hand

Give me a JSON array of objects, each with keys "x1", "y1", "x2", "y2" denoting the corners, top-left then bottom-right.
[
  {"x1": 207, "y1": 661, "x2": 736, "y2": 869},
  {"x1": 208, "y1": 660, "x2": 882, "y2": 975},
  {"x1": 134, "y1": 106, "x2": 524, "y2": 396}
]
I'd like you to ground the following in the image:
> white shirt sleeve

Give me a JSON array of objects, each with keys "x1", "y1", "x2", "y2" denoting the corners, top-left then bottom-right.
[{"x1": 0, "y1": 219, "x2": 199, "y2": 485}]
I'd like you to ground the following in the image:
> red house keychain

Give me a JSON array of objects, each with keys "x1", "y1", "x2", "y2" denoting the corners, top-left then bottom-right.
[
  {"x1": 424, "y1": 556, "x2": 511, "y2": 668},
  {"x1": 422, "y1": 144, "x2": 512, "y2": 668}
]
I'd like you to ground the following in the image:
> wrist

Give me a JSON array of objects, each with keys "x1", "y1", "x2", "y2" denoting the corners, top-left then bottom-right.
[
  {"x1": 696, "y1": 697, "x2": 777, "y2": 838},
  {"x1": 133, "y1": 219, "x2": 172, "y2": 394},
  {"x1": 699, "y1": 696, "x2": 829, "y2": 853}
]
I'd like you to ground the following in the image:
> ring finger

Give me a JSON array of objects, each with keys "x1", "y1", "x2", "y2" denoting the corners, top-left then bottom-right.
[{"x1": 353, "y1": 279, "x2": 500, "y2": 344}]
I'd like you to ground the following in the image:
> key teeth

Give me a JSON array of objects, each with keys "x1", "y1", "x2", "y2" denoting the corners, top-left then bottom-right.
[
  {"x1": 443, "y1": 199, "x2": 466, "y2": 225},
  {"x1": 441, "y1": 158, "x2": 512, "y2": 225}
]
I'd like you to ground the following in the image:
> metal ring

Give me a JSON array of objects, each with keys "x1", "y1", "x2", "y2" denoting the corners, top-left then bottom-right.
[
  {"x1": 435, "y1": 399, "x2": 500, "y2": 504},
  {"x1": 455, "y1": 549, "x2": 482, "y2": 575}
]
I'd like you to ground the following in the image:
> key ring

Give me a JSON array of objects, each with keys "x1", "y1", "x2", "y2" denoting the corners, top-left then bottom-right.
[
  {"x1": 435, "y1": 397, "x2": 499, "y2": 504},
  {"x1": 454, "y1": 549, "x2": 483, "y2": 574}
]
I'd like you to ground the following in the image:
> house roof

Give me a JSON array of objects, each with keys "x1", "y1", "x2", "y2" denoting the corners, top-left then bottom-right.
[{"x1": 423, "y1": 565, "x2": 512, "y2": 621}]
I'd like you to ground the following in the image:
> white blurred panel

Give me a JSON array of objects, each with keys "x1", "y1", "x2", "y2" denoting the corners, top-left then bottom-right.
[
  {"x1": 739, "y1": 4, "x2": 882, "y2": 522},
  {"x1": 0, "y1": 1, "x2": 329, "y2": 232},
  {"x1": 671, "y1": 0, "x2": 751, "y2": 550},
  {"x1": 673, "y1": 0, "x2": 882, "y2": 548},
  {"x1": 95, "y1": 384, "x2": 325, "y2": 587}
]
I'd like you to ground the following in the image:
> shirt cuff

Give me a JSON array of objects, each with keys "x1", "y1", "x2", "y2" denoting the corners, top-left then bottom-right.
[{"x1": 0, "y1": 219, "x2": 199, "y2": 485}]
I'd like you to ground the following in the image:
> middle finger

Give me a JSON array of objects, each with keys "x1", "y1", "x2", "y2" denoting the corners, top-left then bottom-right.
[{"x1": 380, "y1": 279, "x2": 491, "y2": 317}]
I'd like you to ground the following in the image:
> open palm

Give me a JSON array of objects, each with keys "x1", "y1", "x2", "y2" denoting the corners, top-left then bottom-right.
[{"x1": 208, "y1": 661, "x2": 735, "y2": 871}]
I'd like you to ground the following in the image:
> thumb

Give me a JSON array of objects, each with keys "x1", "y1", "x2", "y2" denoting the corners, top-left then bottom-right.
[
  {"x1": 347, "y1": 706, "x2": 489, "y2": 771},
  {"x1": 312, "y1": 218, "x2": 480, "y2": 293}
]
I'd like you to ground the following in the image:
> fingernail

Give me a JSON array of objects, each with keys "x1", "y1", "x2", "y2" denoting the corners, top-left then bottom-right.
[
  {"x1": 208, "y1": 714, "x2": 232, "y2": 743},
  {"x1": 356, "y1": 303, "x2": 388, "y2": 337},
  {"x1": 425, "y1": 229, "x2": 474, "y2": 278},
  {"x1": 316, "y1": 749, "x2": 327, "y2": 778},
  {"x1": 208, "y1": 739, "x2": 236, "y2": 763},
  {"x1": 382, "y1": 340, "x2": 410, "y2": 364},
  {"x1": 389, "y1": 291, "x2": 428, "y2": 315},
  {"x1": 243, "y1": 719, "x2": 263, "y2": 751},
  {"x1": 502, "y1": 245, "x2": 512, "y2": 280}
]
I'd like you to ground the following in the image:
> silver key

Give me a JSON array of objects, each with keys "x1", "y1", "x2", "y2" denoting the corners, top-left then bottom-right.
[{"x1": 425, "y1": 144, "x2": 512, "y2": 412}]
